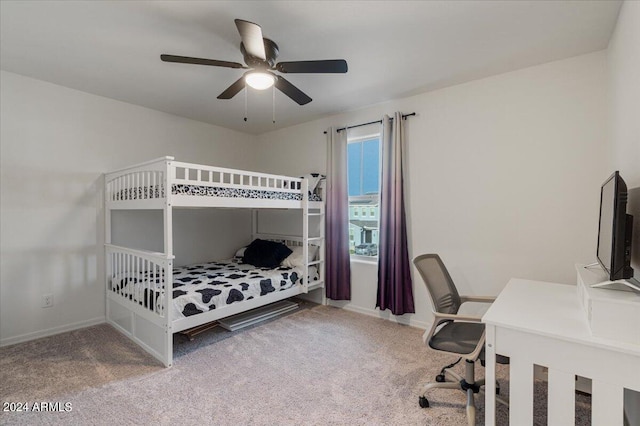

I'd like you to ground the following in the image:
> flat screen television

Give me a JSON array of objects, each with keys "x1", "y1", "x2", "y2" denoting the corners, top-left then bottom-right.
[{"x1": 596, "y1": 171, "x2": 634, "y2": 281}]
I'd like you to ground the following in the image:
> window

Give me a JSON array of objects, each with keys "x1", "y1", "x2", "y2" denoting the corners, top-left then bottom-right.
[{"x1": 347, "y1": 135, "x2": 380, "y2": 258}]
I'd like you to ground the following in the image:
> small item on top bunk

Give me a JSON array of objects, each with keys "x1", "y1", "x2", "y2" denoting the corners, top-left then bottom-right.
[
  {"x1": 301, "y1": 173, "x2": 326, "y2": 198},
  {"x1": 242, "y1": 239, "x2": 292, "y2": 268}
]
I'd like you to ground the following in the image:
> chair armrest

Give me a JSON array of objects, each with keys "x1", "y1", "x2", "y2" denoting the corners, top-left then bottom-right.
[
  {"x1": 460, "y1": 295, "x2": 496, "y2": 304},
  {"x1": 423, "y1": 311, "x2": 482, "y2": 344},
  {"x1": 433, "y1": 312, "x2": 483, "y2": 323}
]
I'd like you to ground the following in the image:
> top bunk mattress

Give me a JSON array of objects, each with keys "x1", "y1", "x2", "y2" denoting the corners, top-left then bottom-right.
[{"x1": 119, "y1": 184, "x2": 322, "y2": 202}]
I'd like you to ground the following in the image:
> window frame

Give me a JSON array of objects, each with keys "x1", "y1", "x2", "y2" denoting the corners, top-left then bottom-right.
[{"x1": 347, "y1": 132, "x2": 381, "y2": 262}]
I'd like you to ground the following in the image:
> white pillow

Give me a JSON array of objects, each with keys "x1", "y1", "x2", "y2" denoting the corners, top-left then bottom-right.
[
  {"x1": 281, "y1": 245, "x2": 319, "y2": 268},
  {"x1": 234, "y1": 246, "x2": 247, "y2": 258}
]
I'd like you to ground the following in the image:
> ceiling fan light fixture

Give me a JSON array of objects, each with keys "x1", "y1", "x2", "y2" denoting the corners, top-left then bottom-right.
[{"x1": 245, "y1": 71, "x2": 275, "y2": 90}]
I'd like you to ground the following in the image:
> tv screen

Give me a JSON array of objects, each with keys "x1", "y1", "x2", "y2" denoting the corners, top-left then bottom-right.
[{"x1": 596, "y1": 171, "x2": 634, "y2": 281}]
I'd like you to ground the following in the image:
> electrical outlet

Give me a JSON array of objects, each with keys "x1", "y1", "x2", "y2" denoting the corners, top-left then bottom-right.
[{"x1": 42, "y1": 294, "x2": 54, "y2": 308}]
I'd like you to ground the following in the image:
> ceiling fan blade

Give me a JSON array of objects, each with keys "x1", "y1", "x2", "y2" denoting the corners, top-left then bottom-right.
[
  {"x1": 161, "y1": 54, "x2": 246, "y2": 69},
  {"x1": 276, "y1": 59, "x2": 348, "y2": 74},
  {"x1": 217, "y1": 77, "x2": 246, "y2": 99},
  {"x1": 275, "y1": 76, "x2": 312, "y2": 105},
  {"x1": 234, "y1": 19, "x2": 266, "y2": 60}
]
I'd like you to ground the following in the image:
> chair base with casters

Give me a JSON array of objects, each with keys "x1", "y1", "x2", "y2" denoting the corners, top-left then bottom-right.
[
  {"x1": 418, "y1": 357, "x2": 509, "y2": 426},
  {"x1": 413, "y1": 253, "x2": 509, "y2": 426}
]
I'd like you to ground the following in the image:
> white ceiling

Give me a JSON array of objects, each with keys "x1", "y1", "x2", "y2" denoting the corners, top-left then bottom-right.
[{"x1": 0, "y1": 1, "x2": 622, "y2": 135}]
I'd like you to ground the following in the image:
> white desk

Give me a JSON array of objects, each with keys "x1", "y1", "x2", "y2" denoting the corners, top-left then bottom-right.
[{"x1": 482, "y1": 279, "x2": 640, "y2": 426}]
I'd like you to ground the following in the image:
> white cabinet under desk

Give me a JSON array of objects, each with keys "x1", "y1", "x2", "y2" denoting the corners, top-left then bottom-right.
[{"x1": 482, "y1": 277, "x2": 640, "y2": 426}]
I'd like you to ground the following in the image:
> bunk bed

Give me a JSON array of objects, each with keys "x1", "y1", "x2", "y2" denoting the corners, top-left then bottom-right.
[{"x1": 104, "y1": 156, "x2": 325, "y2": 367}]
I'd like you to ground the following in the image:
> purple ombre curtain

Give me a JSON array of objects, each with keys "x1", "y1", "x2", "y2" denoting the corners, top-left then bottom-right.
[
  {"x1": 325, "y1": 127, "x2": 351, "y2": 300},
  {"x1": 376, "y1": 113, "x2": 414, "y2": 315}
]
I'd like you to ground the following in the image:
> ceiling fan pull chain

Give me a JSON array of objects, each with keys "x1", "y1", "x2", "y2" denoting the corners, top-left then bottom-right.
[
  {"x1": 244, "y1": 87, "x2": 248, "y2": 122},
  {"x1": 272, "y1": 85, "x2": 276, "y2": 124}
]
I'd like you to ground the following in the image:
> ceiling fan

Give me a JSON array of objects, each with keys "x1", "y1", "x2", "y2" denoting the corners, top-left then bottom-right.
[{"x1": 161, "y1": 19, "x2": 348, "y2": 106}]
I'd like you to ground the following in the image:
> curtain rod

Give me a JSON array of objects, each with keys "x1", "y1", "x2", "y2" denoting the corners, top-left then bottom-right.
[{"x1": 323, "y1": 112, "x2": 416, "y2": 134}]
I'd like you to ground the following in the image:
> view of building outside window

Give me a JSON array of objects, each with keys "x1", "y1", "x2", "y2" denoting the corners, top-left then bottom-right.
[{"x1": 347, "y1": 136, "x2": 380, "y2": 257}]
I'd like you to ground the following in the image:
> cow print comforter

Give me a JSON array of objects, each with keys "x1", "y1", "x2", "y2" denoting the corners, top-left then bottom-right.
[
  {"x1": 112, "y1": 258, "x2": 312, "y2": 319},
  {"x1": 172, "y1": 259, "x2": 308, "y2": 318}
]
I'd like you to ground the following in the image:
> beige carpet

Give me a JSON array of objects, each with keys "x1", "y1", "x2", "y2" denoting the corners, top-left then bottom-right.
[{"x1": 1, "y1": 302, "x2": 590, "y2": 425}]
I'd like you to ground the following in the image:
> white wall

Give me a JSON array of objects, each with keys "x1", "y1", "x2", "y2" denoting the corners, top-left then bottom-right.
[
  {"x1": 606, "y1": 1, "x2": 640, "y2": 423},
  {"x1": 110, "y1": 209, "x2": 252, "y2": 267},
  {"x1": 255, "y1": 51, "x2": 609, "y2": 328},
  {"x1": 0, "y1": 71, "x2": 254, "y2": 345},
  {"x1": 608, "y1": 0, "x2": 640, "y2": 278},
  {"x1": 608, "y1": 1, "x2": 640, "y2": 189}
]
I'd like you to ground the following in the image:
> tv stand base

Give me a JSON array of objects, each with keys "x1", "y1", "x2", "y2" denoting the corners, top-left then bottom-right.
[{"x1": 591, "y1": 278, "x2": 640, "y2": 293}]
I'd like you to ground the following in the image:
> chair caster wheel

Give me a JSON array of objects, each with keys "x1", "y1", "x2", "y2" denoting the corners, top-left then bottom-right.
[
  {"x1": 435, "y1": 374, "x2": 445, "y2": 382},
  {"x1": 418, "y1": 396, "x2": 430, "y2": 408}
]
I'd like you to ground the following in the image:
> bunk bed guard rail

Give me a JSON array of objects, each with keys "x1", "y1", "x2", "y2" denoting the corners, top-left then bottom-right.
[
  {"x1": 105, "y1": 157, "x2": 172, "y2": 207},
  {"x1": 105, "y1": 156, "x2": 309, "y2": 208},
  {"x1": 105, "y1": 244, "x2": 174, "y2": 319},
  {"x1": 170, "y1": 161, "x2": 305, "y2": 194}
]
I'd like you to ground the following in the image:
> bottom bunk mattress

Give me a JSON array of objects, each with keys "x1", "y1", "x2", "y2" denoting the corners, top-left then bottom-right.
[{"x1": 111, "y1": 258, "x2": 315, "y2": 320}]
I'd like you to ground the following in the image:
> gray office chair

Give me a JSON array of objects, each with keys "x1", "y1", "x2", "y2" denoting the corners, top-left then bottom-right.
[{"x1": 413, "y1": 254, "x2": 508, "y2": 426}]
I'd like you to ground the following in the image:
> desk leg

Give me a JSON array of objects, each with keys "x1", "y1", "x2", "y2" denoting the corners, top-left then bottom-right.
[
  {"x1": 548, "y1": 368, "x2": 575, "y2": 424},
  {"x1": 485, "y1": 325, "x2": 496, "y2": 426},
  {"x1": 592, "y1": 380, "x2": 624, "y2": 425},
  {"x1": 510, "y1": 356, "x2": 534, "y2": 425}
]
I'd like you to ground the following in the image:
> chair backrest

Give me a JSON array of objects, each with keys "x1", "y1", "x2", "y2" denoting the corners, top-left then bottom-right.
[{"x1": 413, "y1": 254, "x2": 461, "y2": 315}]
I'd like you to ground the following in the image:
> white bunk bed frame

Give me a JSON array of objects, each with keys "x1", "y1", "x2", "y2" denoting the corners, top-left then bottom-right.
[{"x1": 104, "y1": 156, "x2": 325, "y2": 367}]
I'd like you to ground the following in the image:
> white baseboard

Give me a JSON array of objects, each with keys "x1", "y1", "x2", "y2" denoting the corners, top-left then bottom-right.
[
  {"x1": 329, "y1": 302, "x2": 429, "y2": 330},
  {"x1": 0, "y1": 303, "x2": 427, "y2": 347},
  {"x1": 0, "y1": 316, "x2": 106, "y2": 347}
]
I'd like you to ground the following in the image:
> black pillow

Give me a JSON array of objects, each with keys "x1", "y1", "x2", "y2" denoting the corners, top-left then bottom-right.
[{"x1": 242, "y1": 239, "x2": 292, "y2": 268}]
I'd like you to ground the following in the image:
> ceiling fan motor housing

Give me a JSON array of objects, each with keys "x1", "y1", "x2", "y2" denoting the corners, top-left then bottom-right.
[{"x1": 241, "y1": 38, "x2": 279, "y2": 69}]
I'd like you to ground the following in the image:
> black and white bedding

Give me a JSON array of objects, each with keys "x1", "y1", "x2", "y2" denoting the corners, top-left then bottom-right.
[
  {"x1": 111, "y1": 258, "x2": 316, "y2": 320},
  {"x1": 117, "y1": 184, "x2": 322, "y2": 202}
]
